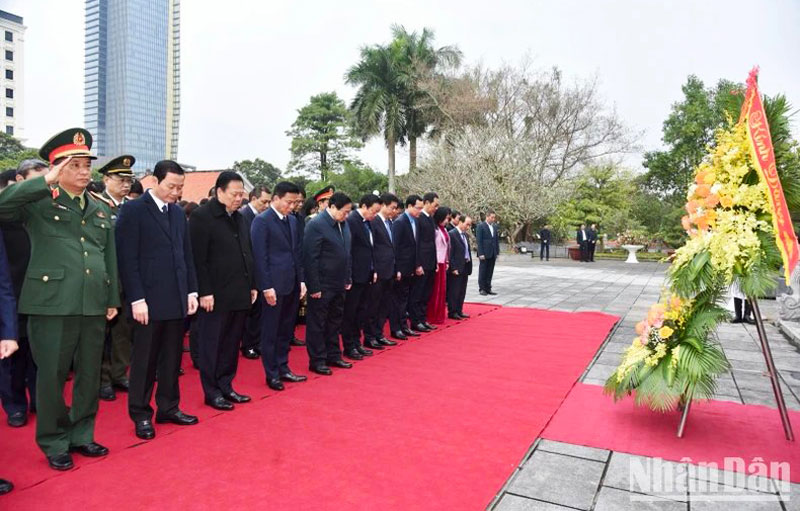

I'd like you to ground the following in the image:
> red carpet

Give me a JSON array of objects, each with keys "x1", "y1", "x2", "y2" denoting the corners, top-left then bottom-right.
[
  {"x1": 543, "y1": 383, "x2": 800, "y2": 482},
  {"x1": 0, "y1": 305, "x2": 618, "y2": 509}
]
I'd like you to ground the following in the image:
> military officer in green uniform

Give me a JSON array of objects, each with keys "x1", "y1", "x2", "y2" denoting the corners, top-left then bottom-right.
[
  {"x1": 0, "y1": 128, "x2": 119, "y2": 470},
  {"x1": 93, "y1": 155, "x2": 135, "y2": 401}
]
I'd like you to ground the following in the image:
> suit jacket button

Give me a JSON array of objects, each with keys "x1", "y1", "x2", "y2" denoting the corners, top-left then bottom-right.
[
  {"x1": 80, "y1": 237, "x2": 85, "y2": 242},
  {"x1": 82, "y1": 220, "x2": 86, "y2": 225},
  {"x1": 54, "y1": 215, "x2": 60, "y2": 221},
  {"x1": 42, "y1": 275, "x2": 49, "y2": 282},
  {"x1": 85, "y1": 269, "x2": 91, "y2": 275}
]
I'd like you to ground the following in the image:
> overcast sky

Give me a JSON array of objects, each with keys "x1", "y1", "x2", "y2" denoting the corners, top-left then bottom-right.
[{"x1": 3, "y1": 0, "x2": 800, "y2": 175}]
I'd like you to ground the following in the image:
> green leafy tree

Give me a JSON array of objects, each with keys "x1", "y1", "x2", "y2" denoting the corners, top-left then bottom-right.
[
  {"x1": 0, "y1": 132, "x2": 38, "y2": 170},
  {"x1": 231, "y1": 159, "x2": 282, "y2": 189},
  {"x1": 286, "y1": 92, "x2": 363, "y2": 182},
  {"x1": 550, "y1": 164, "x2": 638, "y2": 240},
  {"x1": 304, "y1": 161, "x2": 388, "y2": 203},
  {"x1": 390, "y1": 25, "x2": 462, "y2": 172},
  {"x1": 346, "y1": 42, "x2": 407, "y2": 193}
]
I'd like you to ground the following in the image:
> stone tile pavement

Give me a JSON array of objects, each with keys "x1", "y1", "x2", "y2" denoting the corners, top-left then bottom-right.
[{"x1": 466, "y1": 256, "x2": 800, "y2": 510}]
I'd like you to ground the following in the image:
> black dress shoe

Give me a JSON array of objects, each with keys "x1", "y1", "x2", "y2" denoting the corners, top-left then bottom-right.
[
  {"x1": 328, "y1": 359, "x2": 353, "y2": 369},
  {"x1": 448, "y1": 314, "x2": 463, "y2": 320},
  {"x1": 69, "y1": 442, "x2": 109, "y2": 457},
  {"x1": 344, "y1": 349, "x2": 363, "y2": 361},
  {"x1": 422, "y1": 322, "x2": 437, "y2": 330},
  {"x1": 366, "y1": 338, "x2": 387, "y2": 348},
  {"x1": 744, "y1": 317, "x2": 757, "y2": 325},
  {"x1": 731, "y1": 318, "x2": 743, "y2": 324},
  {"x1": 98, "y1": 385, "x2": 116, "y2": 401},
  {"x1": 379, "y1": 338, "x2": 397, "y2": 346},
  {"x1": 7, "y1": 411, "x2": 26, "y2": 427},
  {"x1": 457, "y1": 312, "x2": 470, "y2": 319},
  {"x1": 205, "y1": 396, "x2": 234, "y2": 410},
  {"x1": 290, "y1": 336, "x2": 306, "y2": 346},
  {"x1": 280, "y1": 371, "x2": 308, "y2": 383},
  {"x1": 402, "y1": 328, "x2": 420, "y2": 337},
  {"x1": 47, "y1": 452, "x2": 73, "y2": 471},
  {"x1": 135, "y1": 420, "x2": 155, "y2": 440},
  {"x1": 310, "y1": 365, "x2": 332, "y2": 376},
  {"x1": 267, "y1": 378, "x2": 285, "y2": 391},
  {"x1": 479, "y1": 290, "x2": 488, "y2": 296},
  {"x1": 242, "y1": 348, "x2": 260, "y2": 359},
  {"x1": 155, "y1": 410, "x2": 198, "y2": 426},
  {"x1": 356, "y1": 345, "x2": 373, "y2": 356},
  {"x1": 487, "y1": 291, "x2": 498, "y2": 295},
  {"x1": 0, "y1": 479, "x2": 12, "y2": 495},
  {"x1": 411, "y1": 323, "x2": 431, "y2": 333},
  {"x1": 112, "y1": 378, "x2": 130, "y2": 392},
  {"x1": 223, "y1": 391, "x2": 252, "y2": 403}
]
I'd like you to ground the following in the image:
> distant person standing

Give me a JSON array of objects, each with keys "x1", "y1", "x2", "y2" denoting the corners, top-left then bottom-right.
[
  {"x1": 539, "y1": 225, "x2": 551, "y2": 261},
  {"x1": 476, "y1": 210, "x2": 500, "y2": 296},
  {"x1": 0, "y1": 227, "x2": 19, "y2": 494},
  {"x1": 426, "y1": 206, "x2": 451, "y2": 324},
  {"x1": 447, "y1": 215, "x2": 472, "y2": 319},
  {"x1": 576, "y1": 224, "x2": 589, "y2": 262},
  {"x1": 588, "y1": 223, "x2": 598, "y2": 262}
]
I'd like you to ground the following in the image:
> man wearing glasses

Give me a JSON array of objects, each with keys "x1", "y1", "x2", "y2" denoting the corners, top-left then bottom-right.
[{"x1": 93, "y1": 156, "x2": 135, "y2": 401}]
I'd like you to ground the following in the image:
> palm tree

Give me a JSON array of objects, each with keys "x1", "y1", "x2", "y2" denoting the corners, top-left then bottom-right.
[
  {"x1": 390, "y1": 25, "x2": 462, "y2": 172},
  {"x1": 346, "y1": 44, "x2": 407, "y2": 193}
]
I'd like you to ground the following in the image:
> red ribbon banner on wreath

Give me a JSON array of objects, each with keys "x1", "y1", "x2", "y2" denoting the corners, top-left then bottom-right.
[{"x1": 739, "y1": 67, "x2": 799, "y2": 284}]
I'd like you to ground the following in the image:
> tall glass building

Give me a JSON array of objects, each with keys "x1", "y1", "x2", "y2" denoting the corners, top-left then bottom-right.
[{"x1": 85, "y1": 0, "x2": 180, "y2": 173}]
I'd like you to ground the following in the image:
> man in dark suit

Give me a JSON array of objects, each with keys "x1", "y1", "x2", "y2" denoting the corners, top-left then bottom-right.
[
  {"x1": 303, "y1": 192, "x2": 353, "y2": 375},
  {"x1": 238, "y1": 185, "x2": 271, "y2": 360},
  {"x1": 0, "y1": 159, "x2": 47, "y2": 428},
  {"x1": 588, "y1": 223, "x2": 598, "y2": 262},
  {"x1": 251, "y1": 181, "x2": 307, "y2": 391},
  {"x1": 366, "y1": 193, "x2": 401, "y2": 348},
  {"x1": 539, "y1": 225, "x2": 552, "y2": 261},
  {"x1": 341, "y1": 194, "x2": 382, "y2": 360},
  {"x1": 391, "y1": 195, "x2": 424, "y2": 340},
  {"x1": 190, "y1": 172, "x2": 256, "y2": 411},
  {"x1": 0, "y1": 227, "x2": 19, "y2": 495},
  {"x1": 576, "y1": 223, "x2": 589, "y2": 262},
  {"x1": 476, "y1": 210, "x2": 500, "y2": 295},
  {"x1": 409, "y1": 191, "x2": 439, "y2": 332},
  {"x1": 116, "y1": 160, "x2": 199, "y2": 440},
  {"x1": 447, "y1": 214, "x2": 473, "y2": 320}
]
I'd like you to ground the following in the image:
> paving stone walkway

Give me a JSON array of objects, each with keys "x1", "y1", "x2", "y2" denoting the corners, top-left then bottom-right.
[{"x1": 467, "y1": 255, "x2": 800, "y2": 510}]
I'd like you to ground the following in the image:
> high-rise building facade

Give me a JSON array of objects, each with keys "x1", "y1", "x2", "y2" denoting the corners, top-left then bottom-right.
[
  {"x1": 85, "y1": 0, "x2": 180, "y2": 173},
  {"x1": 0, "y1": 10, "x2": 25, "y2": 141}
]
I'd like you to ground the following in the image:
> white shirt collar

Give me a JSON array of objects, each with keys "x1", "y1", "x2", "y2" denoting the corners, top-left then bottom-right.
[
  {"x1": 378, "y1": 212, "x2": 389, "y2": 222},
  {"x1": 270, "y1": 204, "x2": 285, "y2": 220},
  {"x1": 249, "y1": 203, "x2": 259, "y2": 216},
  {"x1": 422, "y1": 210, "x2": 430, "y2": 217},
  {"x1": 148, "y1": 189, "x2": 167, "y2": 211}
]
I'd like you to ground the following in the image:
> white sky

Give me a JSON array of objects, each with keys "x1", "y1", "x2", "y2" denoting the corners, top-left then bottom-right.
[{"x1": 3, "y1": 0, "x2": 800, "y2": 175}]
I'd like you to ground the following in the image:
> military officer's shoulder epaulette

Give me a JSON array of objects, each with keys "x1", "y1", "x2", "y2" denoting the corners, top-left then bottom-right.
[{"x1": 89, "y1": 190, "x2": 114, "y2": 208}]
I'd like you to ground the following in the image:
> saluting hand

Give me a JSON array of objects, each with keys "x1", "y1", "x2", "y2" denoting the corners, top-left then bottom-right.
[
  {"x1": 188, "y1": 294, "x2": 199, "y2": 315},
  {"x1": 200, "y1": 295, "x2": 214, "y2": 312},
  {"x1": 132, "y1": 301, "x2": 149, "y2": 325},
  {"x1": 0, "y1": 340, "x2": 19, "y2": 359},
  {"x1": 44, "y1": 155, "x2": 73, "y2": 186},
  {"x1": 106, "y1": 308, "x2": 118, "y2": 321}
]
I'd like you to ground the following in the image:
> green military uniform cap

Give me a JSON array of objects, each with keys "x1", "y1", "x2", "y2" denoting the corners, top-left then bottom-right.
[
  {"x1": 98, "y1": 155, "x2": 135, "y2": 177},
  {"x1": 38, "y1": 128, "x2": 97, "y2": 164},
  {"x1": 313, "y1": 185, "x2": 335, "y2": 202}
]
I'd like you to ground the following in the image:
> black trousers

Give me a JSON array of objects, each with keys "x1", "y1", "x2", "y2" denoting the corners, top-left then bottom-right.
[
  {"x1": 733, "y1": 297, "x2": 753, "y2": 320},
  {"x1": 198, "y1": 309, "x2": 247, "y2": 400},
  {"x1": 540, "y1": 241, "x2": 549, "y2": 261},
  {"x1": 241, "y1": 293, "x2": 262, "y2": 352},
  {"x1": 579, "y1": 242, "x2": 590, "y2": 262},
  {"x1": 188, "y1": 315, "x2": 200, "y2": 366},
  {"x1": 446, "y1": 272, "x2": 468, "y2": 315},
  {"x1": 0, "y1": 326, "x2": 37, "y2": 416},
  {"x1": 342, "y1": 281, "x2": 372, "y2": 351},
  {"x1": 478, "y1": 256, "x2": 496, "y2": 292},
  {"x1": 391, "y1": 275, "x2": 416, "y2": 332},
  {"x1": 410, "y1": 269, "x2": 435, "y2": 324},
  {"x1": 259, "y1": 287, "x2": 299, "y2": 381},
  {"x1": 128, "y1": 318, "x2": 185, "y2": 422},
  {"x1": 367, "y1": 277, "x2": 393, "y2": 340},
  {"x1": 589, "y1": 241, "x2": 596, "y2": 261},
  {"x1": 305, "y1": 290, "x2": 345, "y2": 367}
]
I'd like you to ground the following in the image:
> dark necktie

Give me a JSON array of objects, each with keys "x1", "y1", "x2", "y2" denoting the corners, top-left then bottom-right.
[
  {"x1": 363, "y1": 220, "x2": 372, "y2": 244},
  {"x1": 161, "y1": 204, "x2": 168, "y2": 214}
]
